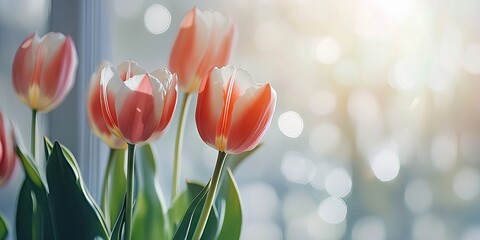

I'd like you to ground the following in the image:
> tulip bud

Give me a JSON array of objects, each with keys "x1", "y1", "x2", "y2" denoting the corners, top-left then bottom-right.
[
  {"x1": 196, "y1": 65, "x2": 276, "y2": 154},
  {"x1": 100, "y1": 61, "x2": 177, "y2": 144},
  {"x1": 12, "y1": 32, "x2": 78, "y2": 112},
  {"x1": 169, "y1": 7, "x2": 236, "y2": 93}
]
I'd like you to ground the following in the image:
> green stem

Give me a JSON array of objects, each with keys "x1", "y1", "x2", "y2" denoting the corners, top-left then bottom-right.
[
  {"x1": 125, "y1": 144, "x2": 136, "y2": 240},
  {"x1": 100, "y1": 148, "x2": 116, "y2": 227},
  {"x1": 172, "y1": 93, "x2": 191, "y2": 202},
  {"x1": 31, "y1": 109, "x2": 37, "y2": 160},
  {"x1": 100, "y1": 149, "x2": 115, "y2": 216},
  {"x1": 192, "y1": 151, "x2": 227, "y2": 240}
]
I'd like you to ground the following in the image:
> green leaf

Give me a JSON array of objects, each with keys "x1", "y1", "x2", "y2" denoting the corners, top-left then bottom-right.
[
  {"x1": 16, "y1": 180, "x2": 40, "y2": 240},
  {"x1": 101, "y1": 149, "x2": 126, "y2": 229},
  {"x1": 110, "y1": 195, "x2": 126, "y2": 240},
  {"x1": 15, "y1": 146, "x2": 45, "y2": 188},
  {"x1": 172, "y1": 182, "x2": 210, "y2": 240},
  {"x1": 226, "y1": 144, "x2": 262, "y2": 172},
  {"x1": 15, "y1": 144, "x2": 53, "y2": 240},
  {"x1": 0, "y1": 212, "x2": 8, "y2": 240},
  {"x1": 43, "y1": 136, "x2": 53, "y2": 161},
  {"x1": 47, "y1": 141, "x2": 109, "y2": 239},
  {"x1": 200, "y1": 206, "x2": 219, "y2": 240},
  {"x1": 168, "y1": 181, "x2": 204, "y2": 230},
  {"x1": 132, "y1": 144, "x2": 171, "y2": 239},
  {"x1": 171, "y1": 146, "x2": 250, "y2": 240},
  {"x1": 171, "y1": 171, "x2": 242, "y2": 240},
  {"x1": 215, "y1": 169, "x2": 242, "y2": 240}
]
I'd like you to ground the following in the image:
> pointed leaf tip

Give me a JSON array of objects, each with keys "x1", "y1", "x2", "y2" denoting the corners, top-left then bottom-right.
[{"x1": 47, "y1": 141, "x2": 109, "y2": 239}]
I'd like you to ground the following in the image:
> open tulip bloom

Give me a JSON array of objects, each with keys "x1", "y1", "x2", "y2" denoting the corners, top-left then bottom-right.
[
  {"x1": 3, "y1": 7, "x2": 277, "y2": 240},
  {"x1": 100, "y1": 61, "x2": 177, "y2": 239},
  {"x1": 99, "y1": 61, "x2": 177, "y2": 144}
]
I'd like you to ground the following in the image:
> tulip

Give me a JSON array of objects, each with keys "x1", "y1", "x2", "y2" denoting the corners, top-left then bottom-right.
[
  {"x1": 99, "y1": 61, "x2": 177, "y2": 145},
  {"x1": 87, "y1": 61, "x2": 126, "y2": 149},
  {"x1": 0, "y1": 112, "x2": 16, "y2": 186},
  {"x1": 12, "y1": 32, "x2": 78, "y2": 113},
  {"x1": 169, "y1": 7, "x2": 236, "y2": 93},
  {"x1": 100, "y1": 61, "x2": 177, "y2": 240},
  {"x1": 192, "y1": 65, "x2": 276, "y2": 239},
  {"x1": 195, "y1": 65, "x2": 277, "y2": 154},
  {"x1": 169, "y1": 7, "x2": 236, "y2": 200}
]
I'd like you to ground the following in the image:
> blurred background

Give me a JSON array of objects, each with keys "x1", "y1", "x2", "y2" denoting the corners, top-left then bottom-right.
[{"x1": 2, "y1": 0, "x2": 480, "y2": 239}]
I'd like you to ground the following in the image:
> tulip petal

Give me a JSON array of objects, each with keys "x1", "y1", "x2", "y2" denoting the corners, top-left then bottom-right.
[
  {"x1": 116, "y1": 61, "x2": 147, "y2": 81},
  {"x1": 214, "y1": 67, "x2": 255, "y2": 146},
  {"x1": 41, "y1": 33, "x2": 68, "y2": 64},
  {"x1": 196, "y1": 68, "x2": 226, "y2": 149},
  {"x1": 151, "y1": 70, "x2": 177, "y2": 137},
  {"x1": 0, "y1": 116, "x2": 5, "y2": 177},
  {"x1": 88, "y1": 62, "x2": 111, "y2": 136},
  {"x1": 170, "y1": 7, "x2": 211, "y2": 92},
  {"x1": 215, "y1": 66, "x2": 266, "y2": 151},
  {"x1": 0, "y1": 114, "x2": 15, "y2": 185},
  {"x1": 40, "y1": 35, "x2": 78, "y2": 112},
  {"x1": 12, "y1": 33, "x2": 39, "y2": 105},
  {"x1": 115, "y1": 74, "x2": 161, "y2": 143},
  {"x1": 196, "y1": 11, "x2": 235, "y2": 79},
  {"x1": 100, "y1": 65, "x2": 123, "y2": 139},
  {"x1": 87, "y1": 61, "x2": 126, "y2": 149},
  {"x1": 228, "y1": 67, "x2": 257, "y2": 98},
  {"x1": 227, "y1": 84, "x2": 276, "y2": 154},
  {"x1": 192, "y1": 10, "x2": 215, "y2": 74},
  {"x1": 149, "y1": 69, "x2": 172, "y2": 121},
  {"x1": 0, "y1": 138, "x2": 3, "y2": 165},
  {"x1": 12, "y1": 33, "x2": 36, "y2": 88}
]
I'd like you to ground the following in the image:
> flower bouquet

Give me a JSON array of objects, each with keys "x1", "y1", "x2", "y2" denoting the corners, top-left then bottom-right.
[{"x1": 0, "y1": 6, "x2": 276, "y2": 240}]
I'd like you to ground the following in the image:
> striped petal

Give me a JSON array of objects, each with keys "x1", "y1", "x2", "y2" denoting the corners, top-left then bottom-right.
[
  {"x1": 12, "y1": 33, "x2": 38, "y2": 103},
  {"x1": 0, "y1": 113, "x2": 16, "y2": 186},
  {"x1": 100, "y1": 65, "x2": 124, "y2": 139},
  {"x1": 87, "y1": 61, "x2": 126, "y2": 149},
  {"x1": 196, "y1": 67, "x2": 226, "y2": 149},
  {"x1": 115, "y1": 74, "x2": 160, "y2": 144},
  {"x1": 151, "y1": 70, "x2": 177, "y2": 138},
  {"x1": 227, "y1": 84, "x2": 276, "y2": 154},
  {"x1": 194, "y1": 11, "x2": 236, "y2": 89},
  {"x1": 39, "y1": 34, "x2": 78, "y2": 112},
  {"x1": 213, "y1": 66, "x2": 255, "y2": 148},
  {"x1": 170, "y1": 7, "x2": 208, "y2": 91}
]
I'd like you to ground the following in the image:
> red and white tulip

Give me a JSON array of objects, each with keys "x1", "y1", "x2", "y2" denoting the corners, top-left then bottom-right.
[
  {"x1": 195, "y1": 65, "x2": 276, "y2": 154},
  {"x1": 100, "y1": 61, "x2": 177, "y2": 144},
  {"x1": 87, "y1": 61, "x2": 126, "y2": 149},
  {"x1": 12, "y1": 32, "x2": 78, "y2": 112},
  {"x1": 0, "y1": 112, "x2": 16, "y2": 186},
  {"x1": 169, "y1": 7, "x2": 236, "y2": 93}
]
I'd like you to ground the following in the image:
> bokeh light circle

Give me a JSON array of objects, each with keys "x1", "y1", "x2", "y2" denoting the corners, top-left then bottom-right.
[{"x1": 144, "y1": 4, "x2": 171, "y2": 34}]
